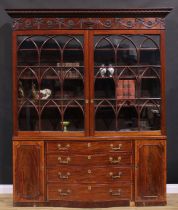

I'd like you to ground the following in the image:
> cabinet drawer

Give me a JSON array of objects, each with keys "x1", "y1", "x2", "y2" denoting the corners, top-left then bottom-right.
[
  {"x1": 46, "y1": 141, "x2": 132, "y2": 154},
  {"x1": 47, "y1": 153, "x2": 132, "y2": 166},
  {"x1": 47, "y1": 183, "x2": 131, "y2": 201},
  {"x1": 47, "y1": 166, "x2": 132, "y2": 183}
]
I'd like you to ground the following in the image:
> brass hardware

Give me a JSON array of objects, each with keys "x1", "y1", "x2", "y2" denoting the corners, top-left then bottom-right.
[
  {"x1": 58, "y1": 157, "x2": 71, "y2": 164},
  {"x1": 88, "y1": 143, "x2": 91, "y2": 147},
  {"x1": 88, "y1": 169, "x2": 92, "y2": 174},
  {"x1": 85, "y1": 99, "x2": 89, "y2": 104},
  {"x1": 109, "y1": 189, "x2": 121, "y2": 196},
  {"x1": 91, "y1": 99, "x2": 94, "y2": 103},
  {"x1": 109, "y1": 171, "x2": 122, "y2": 179},
  {"x1": 88, "y1": 155, "x2": 91, "y2": 160},
  {"x1": 57, "y1": 144, "x2": 70, "y2": 151},
  {"x1": 58, "y1": 189, "x2": 71, "y2": 196},
  {"x1": 110, "y1": 143, "x2": 122, "y2": 151},
  {"x1": 88, "y1": 186, "x2": 92, "y2": 191},
  {"x1": 58, "y1": 172, "x2": 71, "y2": 179},
  {"x1": 109, "y1": 156, "x2": 122, "y2": 164}
]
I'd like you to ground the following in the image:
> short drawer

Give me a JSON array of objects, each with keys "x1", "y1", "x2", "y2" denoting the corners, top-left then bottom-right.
[
  {"x1": 46, "y1": 141, "x2": 132, "y2": 154},
  {"x1": 47, "y1": 166, "x2": 132, "y2": 183},
  {"x1": 47, "y1": 153, "x2": 132, "y2": 167},
  {"x1": 47, "y1": 183, "x2": 131, "y2": 201}
]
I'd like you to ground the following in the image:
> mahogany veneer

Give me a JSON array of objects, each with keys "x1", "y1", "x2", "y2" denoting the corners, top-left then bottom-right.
[{"x1": 7, "y1": 8, "x2": 171, "y2": 207}]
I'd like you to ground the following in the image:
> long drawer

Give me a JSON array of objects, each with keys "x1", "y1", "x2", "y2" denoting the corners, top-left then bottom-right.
[
  {"x1": 46, "y1": 141, "x2": 132, "y2": 154},
  {"x1": 47, "y1": 183, "x2": 131, "y2": 201},
  {"x1": 47, "y1": 153, "x2": 132, "y2": 166},
  {"x1": 47, "y1": 166, "x2": 132, "y2": 183}
]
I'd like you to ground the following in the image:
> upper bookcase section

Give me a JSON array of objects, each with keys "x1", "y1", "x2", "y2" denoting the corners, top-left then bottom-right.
[{"x1": 6, "y1": 8, "x2": 172, "y2": 31}]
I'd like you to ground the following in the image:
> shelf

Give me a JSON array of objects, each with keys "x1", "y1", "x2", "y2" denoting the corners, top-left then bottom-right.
[
  {"x1": 19, "y1": 76, "x2": 83, "y2": 80},
  {"x1": 94, "y1": 104, "x2": 160, "y2": 108},
  {"x1": 18, "y1": 48, "x2": 83, "y2": 51},
  {"x1": 94, "y1": 98, "x2": 161, "y2": 100},
  {"x1": 94, "y1": 65, "x2": 161, "y2": 68},
  {"x1": 17, "y1": 65, "x2": 84, "y2": 68},
  {"x1": 95, "y1": 48, "x2": 159, "y2": 51}
]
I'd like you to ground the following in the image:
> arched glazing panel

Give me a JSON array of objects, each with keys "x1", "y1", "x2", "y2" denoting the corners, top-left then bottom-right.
[
  {"x1": 18, "y1": 100, "x2": 39, "y2": 131},
  {"x1": 117, "y1": 102, "x2": 138, "y2": 131},
  {"x1": 94, "y1": 36, "x2": 115, "y2": 66},
  {"x1": 63, "y1": 70, "x2": 84, "y2": 99},
  {"x1": 40, "y1": 67, "x2": 60, "y2": 99},
  {"x1": 40, "y1": 37, "x2": 61, "y2": 66},
  {"x1": 140, "y1": 68, "x2": 160, "y2": 98},
  {"x1": 41, "y1": 101, "x2": 61, "y2": 131},
  {"x1": 95, "y1": 100, "x2": 116, "y2": 131},
  {"x1": 64, "y1": 101, "x2": 84, "y2": 131},
  {"x1": 117, "y1": 38, "x2": 137, "y2": 65},
  {"x1": 140, "y1": 100, "x2": 160, "y2": 130},
  {"x1": 140, "y1": 36, "x2": 160, "y2": 65},
  {"x1": 63, "y1": 36, "x2": 84, "y2": 66},
  {"x1": 17, "y1": 37, "x2": 39, "y2": 66},
  {"x1": 95, "y1": 78, "x2": 115, "y2": 99},
  {"x1": 18, "y1": 79, "x2": 39, "y2": 100}
]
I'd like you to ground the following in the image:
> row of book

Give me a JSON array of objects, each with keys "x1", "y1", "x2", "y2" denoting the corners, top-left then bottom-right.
[{"x1": 116, "y1": 80, "x2": 135, "y2": 99}]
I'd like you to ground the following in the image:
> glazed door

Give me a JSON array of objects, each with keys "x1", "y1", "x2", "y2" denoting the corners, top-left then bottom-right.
[
  {"x1": 89, "y1": 30, "x2": 163, "y2": 136},
  {"x1": 14, "y1": 30, "x2": 89, "y2": 136}
]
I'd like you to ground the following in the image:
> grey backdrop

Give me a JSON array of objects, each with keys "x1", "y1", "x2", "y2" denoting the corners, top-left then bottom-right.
[{"x1": 0, "y1": 0, "x2": 177, "y2": 184}]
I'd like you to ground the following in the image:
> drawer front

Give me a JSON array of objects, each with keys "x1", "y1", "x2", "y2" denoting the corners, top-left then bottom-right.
[
  {"x1": 46, "y1": 141, "x2": 132, "y2": 154},
  {"x1": 47, "y1": 166, "x2": 132, "y2": 183},
  {"x1": 47, "y1": 183, "x2": 131, "y2": 201},
  {"x1": 47, "y1": 153, "x2": 132, "y2": 166}
]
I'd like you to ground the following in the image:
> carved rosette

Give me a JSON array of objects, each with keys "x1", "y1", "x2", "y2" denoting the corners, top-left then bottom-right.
[{"x1": 12, "y1": 17, "x2": 165, "y2": 30}]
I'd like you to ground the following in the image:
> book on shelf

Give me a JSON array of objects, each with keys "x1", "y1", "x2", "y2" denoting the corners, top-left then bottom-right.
[
  {"x1": 116, "y1": 80, "x2": 135, "y2": 100},
  {"x1": 57, "y1": 62, "x2": 80, "y2": 67}
]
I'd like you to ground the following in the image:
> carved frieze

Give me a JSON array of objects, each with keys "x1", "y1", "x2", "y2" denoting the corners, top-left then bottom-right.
[{"x1": 12, "y1": 17, "x2": 165, "y2": 30}]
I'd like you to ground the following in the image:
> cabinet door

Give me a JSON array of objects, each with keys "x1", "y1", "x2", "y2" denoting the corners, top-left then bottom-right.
[
  {"x1": 15, "y1": 31, "x2": 89, "y2": 135},
  {"x1": 135, "y1": 140, "x2": 166, "y2": 204},
  {"x1": 89, "y1": 31, "x2": 162, "y2": 135},
  {"x1": 13, "y1": 141, "x2": 44, "y2": 202}
]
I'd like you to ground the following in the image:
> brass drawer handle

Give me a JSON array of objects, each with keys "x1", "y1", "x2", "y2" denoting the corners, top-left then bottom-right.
[
  {"x1": 109, "y1": 156, "x2": 122, "y2": 164},
  {"x1": 109, "y1": 189, "x2": 121, "y2": 196},
  {"x1": 58, "y1": 172, "x2": 71, "y2": 179},
  {"x1": 57, "y1": 144, "x2": 70, "y2": 151},
  {"x1": 58, "y1": 157, "x2": 71, "y2": 164},
  {"x1": 58, "y1": 189, "x2": 71, "y2": 196},
  {"x1": 110, "y1": 143, "x2": 122, "y2": 151},
  {"x1": 109, "y1": 171, "x2": 122, "y2": 179}
]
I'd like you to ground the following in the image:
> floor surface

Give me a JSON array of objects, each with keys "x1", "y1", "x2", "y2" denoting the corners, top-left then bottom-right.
[{"x1": 0, "y1": 194, "x2": 178, "y2": 209}]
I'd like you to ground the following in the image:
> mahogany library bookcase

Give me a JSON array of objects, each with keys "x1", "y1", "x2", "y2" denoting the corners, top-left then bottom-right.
[{"x1": 6, "y1": 8, "x2": 172, "y2": 207}]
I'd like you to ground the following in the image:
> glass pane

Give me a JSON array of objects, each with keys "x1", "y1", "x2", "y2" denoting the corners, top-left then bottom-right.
[
  {"x1": 140, "y1": 102, "x2": 160, "y2": 130},
  {"x1": 64, "y1": 107, "x2": 84, "y2": 131},
  {"x1": 41, "y1": 107, "x2": 61, "y2": 131},
  {"x1": 141, "y1": 79, "x2": 160, "y2": 98},
  {"x1": 95, "y1": 79, "x2": 115, "y2": 99},
  {"x1": 94, "y1": 34, "x2": 161, "y2": 132},
  {"x1": 17, "y1": 34, "x2": 85, "y2": 132},
  {"x1": 18, "y1": 101, "x2": 39, "y2": 131},
  {"x1": 95, "y1": 106, "x2": 116, "y2": 131},
  {"x1": 117, "y1": 106, "x2": 138, "y2": 131}
]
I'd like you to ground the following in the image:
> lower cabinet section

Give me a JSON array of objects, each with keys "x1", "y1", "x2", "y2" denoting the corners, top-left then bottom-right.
[
  {"x1": 47, "y1": 183, "x2": 131, "y2": 201},
  {"x1": 47, "y1": 166, "x2": 132, "y2": 183},
  {"x1": 13, "y1": 141, "x2": 44, "y2": 202},
  {"x1": 135, "y1": 140, "x2": 166, "y2": 205},
  {"x1": 13, "y1": 139, "x2": 166, "y2": 207}
]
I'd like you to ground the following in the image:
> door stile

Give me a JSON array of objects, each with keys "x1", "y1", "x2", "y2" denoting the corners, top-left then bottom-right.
[
  {"x1": 88, "y1": 31, "x2": 95, "y2": 136},
  {"x1": 84, "y1": 30, "x2": 90, "y2": 136}
]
